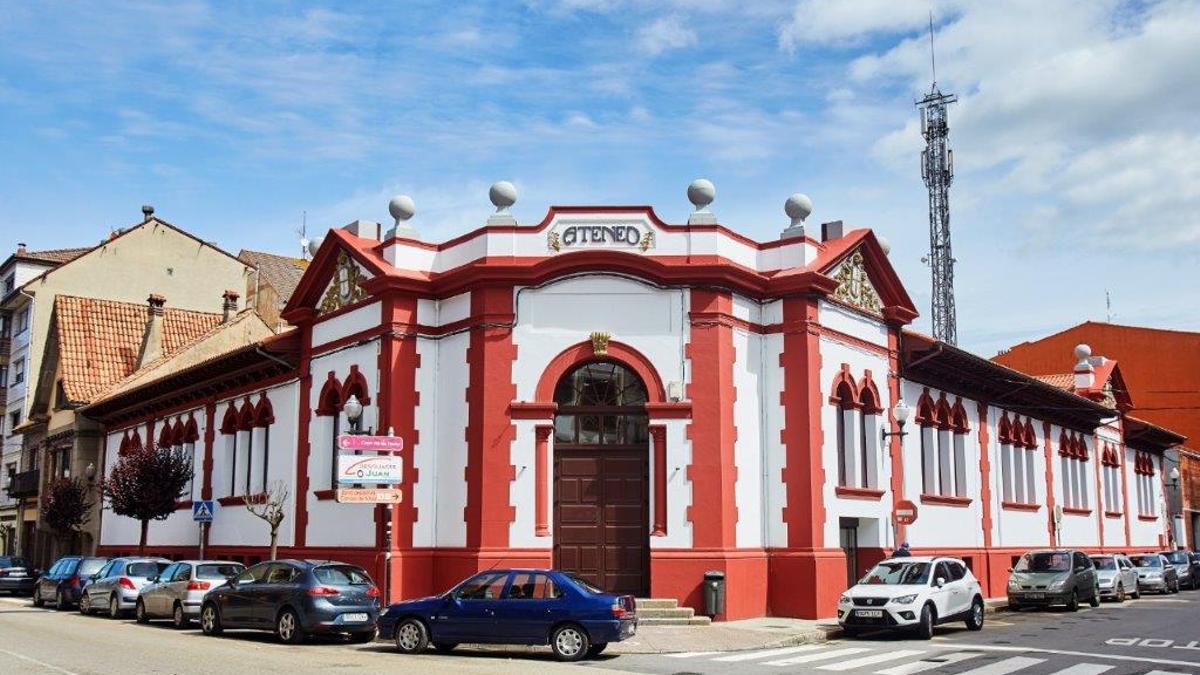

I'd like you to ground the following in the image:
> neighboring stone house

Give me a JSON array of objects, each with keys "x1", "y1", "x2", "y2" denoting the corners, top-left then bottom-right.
[{"x1": 239, "y1": 249, "x2": 307, "y2": 330}]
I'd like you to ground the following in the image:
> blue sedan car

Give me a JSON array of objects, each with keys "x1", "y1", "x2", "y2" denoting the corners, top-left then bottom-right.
[{"x1": 380, "y1": 568, "x2": 637, "y2": 661}]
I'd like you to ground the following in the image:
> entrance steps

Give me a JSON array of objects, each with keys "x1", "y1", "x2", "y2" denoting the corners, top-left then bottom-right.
[{"x1": 635, "y1": 598, "x2": 713, "y2": 626}]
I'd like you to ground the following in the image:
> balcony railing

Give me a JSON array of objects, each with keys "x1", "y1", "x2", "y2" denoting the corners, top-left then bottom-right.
[
  {"x1": 0, "y1": 336, "x2": 10, "y2": 357},
  {"x1": 5, "y1": 469, "x2": 39, "y2": 498}
]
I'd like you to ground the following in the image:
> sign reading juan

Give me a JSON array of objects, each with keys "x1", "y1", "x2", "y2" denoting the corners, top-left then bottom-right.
[{"x1": 336, "y1": 454, "x2": 403, "y2": 485}]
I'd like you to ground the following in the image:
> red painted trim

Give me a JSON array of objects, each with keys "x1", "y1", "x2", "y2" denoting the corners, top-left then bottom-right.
[
  {"x1": 1118, "y1": 432, "x2": 1132, "y2": 547},
  {"x1": 1138, "y1": 514, "x2": 1159, "y2": 522},
  {"x1": 315, "y1": 372, "x2": 342, "y2": 416},
  {"x1": 1063, "y1": 507, "x2": 1093, "y2": 516},
  {"x1": 533, "y1": 340, "x2": 666, "y2": 403},
  {"x1": 534, "y1": 425, "x2": 551, "y2": 538},
  {"x1": 1001, "y1": 501, "x2": 1041, "y2": 512},
  {"x1": 651, "y1": 425, "x2": 667, "y2": 537},
  {"x1": 886, "y1": 329, "x2": 906, "y2": 544},
  {"x1": 685, "y1": 289, "x2": 738, "y2": 549},
  {"x1": 920, "y1": 494, "x2": 972, "y2": 507},
  {"x1": 217, "y1": 493, "x2": 266, "y2": 507},
  {"x1": 201, "y1": 403, "x2": 216, "y2": 501},
  {"x1": 1105, "y1": 510, "x2": 1123, "y2": 519},
  {"x1": 173, "y1": 499, "x2": 191, "y2": 510},
  {"x1": 646, "y1": 402, "x2": 692, "y2": 419},
  {"x1": 834, "y1": 486, "x2": 885, "y2": 501},
  {"x1": 311, "y1": 324, "x2": 388, "y2": 356},
  {"x1": 341, "y1": 364, "x2": 373, "y2": 405},
  {"x1": 314, "y1": 489, "x2": 337, "y2": 501},
  {"x1": 509, "y1": 402, "x2": 557, "y2": 420},
  {"x1": 977, "y1": 402, "x2": 994, "y2": 547},
  {"x1": 1043, "y1": 421, "x2": 1058, "y2": 546},
  {"x1": 779, "y1": 296, "x2": 826, "y2": 553},
  {"x1": 1093, "y1": 432, "x2": 1105, "y2": 548},
  {"x1": 829, "y1": 363, "x2": 860, "y2": 407},
  {"x1": 294, "y1": 325, "x2": 314, "y2": 547}
]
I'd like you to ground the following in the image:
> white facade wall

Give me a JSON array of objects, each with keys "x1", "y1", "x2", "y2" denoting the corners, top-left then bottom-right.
[
  {"x1": 987, "y1": 405, "x2": 1051, "y2": 550},
  {"x1": 1096, "y1": 424, "x2": 1127, "y2": 546},
  {"x1": 412, "y1": 331, "x2": 470, "y2": 548},
  {"x1": 1127, "y1": 448, "x2": 1166, "y2": 547},
  {"x1": 312, "y1": 301, "x2": 381, "y2": 348},
  {"x1": 732, "y1": 327, "x2": 764, "y2": 549}
]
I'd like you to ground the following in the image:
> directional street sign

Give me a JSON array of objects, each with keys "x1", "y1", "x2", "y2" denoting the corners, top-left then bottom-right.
[{"x1": 192, "y1": 500, "x2": 215, "y2": 523}]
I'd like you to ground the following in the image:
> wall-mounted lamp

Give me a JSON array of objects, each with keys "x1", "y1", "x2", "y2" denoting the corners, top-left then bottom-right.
[
  {"x1": 85, "y1": 462, "x2": 97, "y2": 483},
  {"x1": 880, "y1": 398, "x2": 911, "y2": 444},
  {"x1": 343, "y1": 394, "x2": 372, "y2": 435}
]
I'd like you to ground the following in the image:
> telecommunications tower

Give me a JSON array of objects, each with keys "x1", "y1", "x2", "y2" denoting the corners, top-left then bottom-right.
[{"x1": 917, "y1": 15, "x2": 958, "y2": 345}]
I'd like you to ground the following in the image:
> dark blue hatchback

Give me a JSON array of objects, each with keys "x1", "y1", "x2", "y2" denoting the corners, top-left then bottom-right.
[{"x1": 379, "y1": 568, "x2": 637, "y2": 661}]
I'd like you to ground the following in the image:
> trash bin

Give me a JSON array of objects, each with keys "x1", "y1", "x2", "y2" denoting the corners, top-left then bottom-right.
[{"x1": 703, "y1": 570, "x2": 725, "y2": 617}]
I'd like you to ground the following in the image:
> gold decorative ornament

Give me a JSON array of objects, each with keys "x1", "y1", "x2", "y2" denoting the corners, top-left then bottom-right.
[
  {"x1": 319, "y1": 251, "x2": 368, "y2": 314},
  {"x1": 832, "y1": 250, "x2": 882, "y2": 314},
  {"x1": 639, "y1": 230, "x2": 655, "y2": 252},
  {"x1": 547, "y1": 227, "x2": 561, "y2": 252},
  {"x1": 590, "y1": 331, "x2": 611, "y2": 356}
]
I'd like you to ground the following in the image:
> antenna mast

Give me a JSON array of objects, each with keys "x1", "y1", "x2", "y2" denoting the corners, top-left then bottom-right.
[
  {"x1": 917, "y1": 13, "x2": 959, "y2": 344},
  {"x1": 297, "y1": 211, "x2": 309, "y2": 260}
]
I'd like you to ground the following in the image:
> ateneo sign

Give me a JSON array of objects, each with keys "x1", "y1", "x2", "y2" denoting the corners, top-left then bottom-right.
[
  {"x1": 336, "y1": 454, "x2": 403, "y2": 485},
  {"x1": 549, "y1": 222, "x2": 654, "y2": 252}
]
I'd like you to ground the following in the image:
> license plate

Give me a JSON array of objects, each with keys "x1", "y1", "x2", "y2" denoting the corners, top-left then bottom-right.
[
  {"x1": 1027, "y1": 593, "x2": 1045, "y2": 599},
  {"x1": 855, "y1": 609, "x2": 883, "y2": 618},
  {"x1": 341, "y1": 613, "x2": 369, "y2": 623}
]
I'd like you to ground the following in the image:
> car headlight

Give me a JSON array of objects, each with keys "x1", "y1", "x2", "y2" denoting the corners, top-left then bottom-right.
[
  {"x1": 891, "y1": 594, "x2": 917, "y2": 605},
  {"x1": 1048, "y1": 578, "x2": 1067, "y2": 590},
  {"x1": 838, "y1": 595, "x2": 851, "y2": 605},
  {"x1": 1007, "y1": 579, "x2": 1019, "y2": 589}
]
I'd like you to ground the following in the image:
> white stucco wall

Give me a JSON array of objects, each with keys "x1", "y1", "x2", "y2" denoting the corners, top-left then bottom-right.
[
  {"x1": 413, "y1": 332, "x2": 470, "y2": 548},
  {"x1": 312, "y1": 301, "x2": 381, "y2": 348},
  {"x1": 732, "y1": 328, "x2": 764, "y2": 549}
]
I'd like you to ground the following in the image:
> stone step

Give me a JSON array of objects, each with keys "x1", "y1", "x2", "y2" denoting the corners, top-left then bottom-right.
[
  {"x1": 638, "y1": 615, "x2": 713, "y2": 626},
  {"x1": 637, "y1": 606, "x2": 697, "y2": 619},
  {"x1": 633, "y1": 598, "x2": 679, "y2": 609}
]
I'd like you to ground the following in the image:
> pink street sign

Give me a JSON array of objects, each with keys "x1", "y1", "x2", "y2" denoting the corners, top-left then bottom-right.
[{"x1": 338, "y1": 435, "x2": 405, "y2": 453}]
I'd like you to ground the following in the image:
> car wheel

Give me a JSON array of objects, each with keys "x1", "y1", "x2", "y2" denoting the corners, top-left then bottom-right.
[
  {"x1": 915, "y1": 604, "x2": 935, "y2": 640},
  {"x1": 79, "y1": 593, "x2": 91, "y2": 615},
  {"x1": 55, "y1": 590, "x2": 68, "y2": 611},
  {"x1": 431, "y1": 642, "x2": 458, "y2": 652},
  {"x1": 1116, "y1": 584, "x2": 1126, "y2": 602},
  {"x1": 276, "y1": 608, "x2": 306, "y2": 644},
  {"x1": 587, "y1": 643, "x2": 608, "y2": 658},
  {"x1": 965, "y1": 598, "x2": 985, "y2": 631},
  {"x1": 200, "y1": 604, "x2": 222, "y2": 636},
  {"x1": 393, "y1": 618, "x2": 429, "y2": 654},
  {"x1": 551, "y1": 623, "x2": 591, "y2": 662},
  {"x1": 1132, "y1": 585, "x2": 1141, "y2": 599},
  {"x1": 1066, "y1": 590, "x2": 1079, "y2": 612},
  {"x1": 109, "y1": 594, "x2": 122, "y2": 619},
  {"x1": 136, "y1": 599, "x2": 149, "y2": 624},
  {"x1": 32, "y1": 590, "x2": 44, "y2": 608},
  {"x1": 1089, "y1": 588, "x2": 1100, "y2": 608},
  {"x1": 172, "y1": 603, "x2": 189, "y2": 629}
]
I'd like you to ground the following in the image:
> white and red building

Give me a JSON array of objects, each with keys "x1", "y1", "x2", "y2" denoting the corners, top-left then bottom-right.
[{"x1": 80, "y1": 194, "x2": 1185, "y2": 620}]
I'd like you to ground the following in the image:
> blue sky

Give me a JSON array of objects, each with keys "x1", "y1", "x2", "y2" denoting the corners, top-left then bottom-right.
[{"x1": 2, "y1": 1, "x2": 1198, "y2": 356}]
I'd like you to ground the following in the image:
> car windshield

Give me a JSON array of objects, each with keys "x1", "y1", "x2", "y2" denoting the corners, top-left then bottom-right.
[
  {"x1": 1162, "y1": 552, "x2": 1190, "y2": 564},
  {"x1": 859, "y1": 561, "x2": 931, "y2": 585},
  {"x1": 1014, "y1": 552, "x2": 1071, "y2": 572},
  {"x1": 566, "y1": 574, "x2": 605, "y2": 595},
  {"x1": 1131, "y1": 556, "x2": 1161, "y2": 568},
  {"x1": 1090, "y1": 557, "x2": 1116, "y2": 570},
  {"x1": 128, "y1": 562, "x2": 169, "y2": 579},
  {"x1": 79, "y1": 559, "x2": 106, "y2": 576},
  {"x1": 196, "y1": 564, "x2": 244, "y2": 580},
  {"x1": 313, "y1": 565, "x2": 372, "y2": 586}
]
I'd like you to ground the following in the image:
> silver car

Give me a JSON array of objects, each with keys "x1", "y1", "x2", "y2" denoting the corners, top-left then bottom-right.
[
  {"x1": 80, "y1": 557, "x2": 171, "y2": 618},
  {"x1": 136, "y1": 560, "x2": 245, "y2": 628},
  {"x1": 1090, "y1": 554, "x2": 1139, "y2": 601}
]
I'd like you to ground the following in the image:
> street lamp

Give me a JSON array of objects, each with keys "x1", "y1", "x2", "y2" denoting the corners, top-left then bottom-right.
[
  {"x1": 1169, "y1": 466, "x2": 1183, "y2": 549},
  {"x1": 343, "y1": 394, "x2": 371, "y2": 435},
  {"x1": 881, "y1": 399, "x2": 912, "y2": 444},
  {"x1": 85, "y1": 462, "x2": 96, "y2": 483}
]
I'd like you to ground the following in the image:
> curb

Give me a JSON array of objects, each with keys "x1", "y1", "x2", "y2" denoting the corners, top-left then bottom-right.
[{"x1": 820, "y1": 600, "x2": 1010, "y2": 641}]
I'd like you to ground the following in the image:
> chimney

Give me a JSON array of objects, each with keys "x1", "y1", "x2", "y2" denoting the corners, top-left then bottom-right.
[
  {"x1": 1072, "y1": 343, "x2": 1095, "y2": 390},
  {"x1": 16, "y1": 242, "x2": 27, "y2": 255},
  {"x1": 821, "y1": 220, "x2": 844, "y2": 242},
  {"x1": 222, "y1": 290, "x2": 239, "y2": 323},
  {"x1": 137, "y1": 294, "x2": 167, "y2": 368}
]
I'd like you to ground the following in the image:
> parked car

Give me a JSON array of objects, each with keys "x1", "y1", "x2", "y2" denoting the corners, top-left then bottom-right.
[
  {"x1": 200, "y1": 559, "x2": 380, "y2": 644},
  {"x1": 1007, "y1": 549, "x2": 1099, "y2": 611},
  {"x1": 0, "y1": 556, "x2": 38, "y2": 596},
  {"x1": 382, "y1": 568, "x2": 638, "y2": 661},
  {"x1": 1090, "y1": 554, "x2": 1140, "y2": 601},
  {"x1": 33, "y1": 556, "x2": 109, "y2": 610},
  {"x1": 136, "y1": 560, "x2": 245, "y2": 628},
  {"x1": 80, "y1": 557, "x2": 171, "y2": 618},
  {"x1": 1130, "y1": 554, "x2": 1179, "y2": 594},
  {"x1": 1159, "y1": 550, "x2": 1196, "y2": 589},
  {"x1": 837, "y1": 556, "x2": 984, "y2": 640}
]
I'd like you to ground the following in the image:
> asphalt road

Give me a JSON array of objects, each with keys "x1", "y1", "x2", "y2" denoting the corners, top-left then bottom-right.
[{"x1": 601, "y1": 594, "x2": 1200, "y2": 675}]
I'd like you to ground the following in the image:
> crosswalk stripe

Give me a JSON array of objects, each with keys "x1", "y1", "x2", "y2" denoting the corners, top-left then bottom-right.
[
  {"x1": 1144, "y1": 671, "x2": 1192, "y2": 675},
  {"x1": 817, "y1": 649, "x2": 926, "y2": 671},
  {"x1": 1048, "y1": 665, "x2": 1113, "y2": 675},
  {"x1": 876, "y1": 651, "x2": 983, "y2": 675},
  {"x1": 665, "y1": 651, "x2": 722, "y2": 658},
  {"x1": 712, "y1": 645, "x2": 826, "y2": 662},
  {"x1": 955, "y1": 656, "x2": 1046, "y2": 675},
  {"x1": 765, "y1": 647, "x2": 872, "y2": 667}
]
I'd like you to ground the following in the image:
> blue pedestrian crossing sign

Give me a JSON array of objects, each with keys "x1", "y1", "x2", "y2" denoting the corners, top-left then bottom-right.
[{"x1": 192, "y1": 500, "x2": 215, "y2": 523}]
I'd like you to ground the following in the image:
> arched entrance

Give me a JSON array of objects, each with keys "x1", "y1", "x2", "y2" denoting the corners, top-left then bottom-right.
[{"x1": 552, "y1": 360, "x2": 650, "y2": 596}]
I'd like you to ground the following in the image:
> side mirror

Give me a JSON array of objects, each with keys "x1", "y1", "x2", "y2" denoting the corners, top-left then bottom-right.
[
  {"x1": 1007, "y1": 567, "x2": 1014, "y2": 573},
  {"x1": 149, "y1": 575, "x2": 159, "y2": 583},
  {"x1": 935, "y1": 577, "x2": 946, "y2": 588}
]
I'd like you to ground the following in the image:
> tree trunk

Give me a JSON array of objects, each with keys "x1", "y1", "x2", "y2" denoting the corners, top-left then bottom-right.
[
  {"x1": 269, "y1": 528, "x2": 278, "y2": 561},
  {"x1": 139, "y1": 520, "x2": 149, "y2": 555}
]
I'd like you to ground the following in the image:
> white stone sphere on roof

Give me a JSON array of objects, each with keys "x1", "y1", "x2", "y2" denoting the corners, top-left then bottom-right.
[
  {"x1": 1074, "y1": 343, "x2": 1092, "y2": 361},
  {"x1": 388, "y1": 194, "x2": 416, "y2": 222},
  {"x1": 785, "y1": 193, "x2": 813, "y2": 222},
  {"x1": 489, "y1": 181, "x2": 517, "y2": 209},
  {"x1": 877, "y1": 235, "x2": 891, "y2": 256},
  {"x1": 307, "y1": 236, "x2": 324, "y2": 257},
  {"x1": 687, "y1": 178, "x2": 716, "y2": 208}
]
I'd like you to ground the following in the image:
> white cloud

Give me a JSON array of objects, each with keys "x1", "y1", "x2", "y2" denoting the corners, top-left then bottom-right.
[
  {"x1": 636, "y1": 14, "x2": 699, "y2": 55},
  {"x1": 779, "y1": 0, "x2": 937, "y2": 52}
]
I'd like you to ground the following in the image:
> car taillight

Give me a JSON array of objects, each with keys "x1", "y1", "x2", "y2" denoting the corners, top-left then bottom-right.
[
  {"x1": 306, "y1": 586, "x2": 340, "y2": 597},
  {"x1": 187, "y1": 581, "x2": 211, "y2": 591},
  {"x1": 68, "y1": 576, "x2": 79, "y2": 587},
  {"x1": 365, "y1": 585, "x2": 380, "y2": 598},
  {"x1": 0, "y1": 570, "x2": 7, "y2": 578},
  {"x1": 118, "y1": 577, "x2": 136, "y2": 590},
  {"x1": 611, "y1": 603, "x2": 627, "y2": 619}
]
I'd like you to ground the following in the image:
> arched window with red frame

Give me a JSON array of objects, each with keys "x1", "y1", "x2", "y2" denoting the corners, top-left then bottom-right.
[
  {"x1": 316, "y1": 373, "x2": 344, "y2": 489},
  {"x1": 220, "y1": 402, "x2": 240, "y2": 498},
  {"x1": 856, "y1": 373, "x2": 882, "y2": 490},
  {"x1": 998, "y1": 414, "x2": 1015, "y2": 502},
  {"x1": 254, "y1": 393, "x2": 275, "y2": 493},
  {"x1": 916, "y1": 390, "x2": 938, "y2": 494},
  {"x1": 832, "y1": 377, "x2": 858, "y2": 488}
]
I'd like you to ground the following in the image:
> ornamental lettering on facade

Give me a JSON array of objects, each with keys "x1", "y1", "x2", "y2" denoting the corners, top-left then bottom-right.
[{"x1": 548, "y1": 222, "x2": 654, "y2": 252}]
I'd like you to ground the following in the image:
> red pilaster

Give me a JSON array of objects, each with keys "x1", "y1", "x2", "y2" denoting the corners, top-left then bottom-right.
[
  {"x1": 1093, "y1": 433, "x2": 1105, "y2": 549},
  {"x1": 1043, "y1": 421, "x2": 1057, "y2": 546},
  {"x1": 295, "y1": 325, "x2": 314, "y2": 548},
  {"x1": 887, "y1": 329, "x2": 906, "y2": 544},
  {"x1": 534, "y1": 425, "x2": 551, "y2": 537},
  {"x1": 1119, "y1": 439, "x2": 1132, "y2": 547},
  {"x1": 650, "y1": 425, "x2": 667, "y2": 537},
  {"x1": 201, "y1": 402, "x2": 216, "y2": 501}
]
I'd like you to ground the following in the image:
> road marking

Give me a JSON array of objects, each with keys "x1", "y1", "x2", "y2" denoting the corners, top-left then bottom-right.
[
  {"x1": 765, "y1": 647, "x2": 871, "y2": 666},
  {"x1": 712, "y1": 645, "x2": 825, "y2": 662},
  {"x1": 817, "y1": 649, "x2": 926, "y2": 671},
  {"x1": 1144, "y1": 671, "x2": 1192, "y2": 675},
  {"x1": 955, "y1": 656, "x2": 1045, "y2": 675},
  {"x1": 1047, "y1": 665, "x2": 1113, "y2": 675},
  {"x1": 0, "y1": 648, "x2": 80, "y2": 675},
  {"x1": 949, "y1": 642, "x2": 1200, "y2": 668},
  {"x1": 665, "y1": 651, "x2": 723, "y2": 658},
  {"x1": 875, "y1": 651, "x2": 982, "y2": 675}
]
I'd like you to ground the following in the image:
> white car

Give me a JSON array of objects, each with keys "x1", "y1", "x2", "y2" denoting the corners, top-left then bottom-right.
[{"x1": 837, "y1": 556, "x2": 985, "y2": 639}]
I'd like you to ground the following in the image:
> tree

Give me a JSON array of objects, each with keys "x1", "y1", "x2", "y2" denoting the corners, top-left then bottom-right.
[
  {"x1": 41, "y1": 477, "x2": 93, "y2": 537},
  {"x1": 245, "y1": 480, "x2": 289, "y2": 560},
  {"x1": 103, "y1": 443, "x2": 192, "y2": 555}
]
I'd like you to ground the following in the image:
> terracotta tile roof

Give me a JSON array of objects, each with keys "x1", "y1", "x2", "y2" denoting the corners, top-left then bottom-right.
[
  {"x1": 1034, "y1": 373, "x2": 1074, "y2": 390},
  {"x1": 54, "y1": 295, "x2": 221, "y2": 403},
  {"x1": 239, "y1": 249, "x2": 307, "y2": 306},
  {"x1": 16, "y1": 247, "x2": 91, "y2": 265}
]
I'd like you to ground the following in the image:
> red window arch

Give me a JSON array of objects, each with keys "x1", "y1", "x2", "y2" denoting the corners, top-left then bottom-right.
[
  {"x1": 316, "y1": 373, "x2": 343, "y2": 416},
  {"x1": 341, "y1": 365, "x2": 371, "y2": 405}
]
